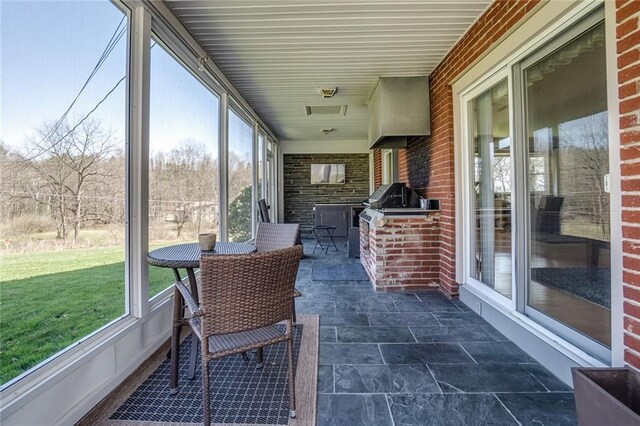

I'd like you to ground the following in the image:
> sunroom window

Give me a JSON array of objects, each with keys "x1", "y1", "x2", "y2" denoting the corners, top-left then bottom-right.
[
  {"x1": 0, "y1": 0, "x2": 128, "y2": 385},
  {"x1": 147, "y1": 37, "x2": 220, "y2": 299}
]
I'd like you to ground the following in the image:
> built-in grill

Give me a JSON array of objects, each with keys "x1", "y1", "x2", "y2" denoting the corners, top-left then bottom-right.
[{"x1": 363, "y1": 182, "x2": 420, "y2": 209}]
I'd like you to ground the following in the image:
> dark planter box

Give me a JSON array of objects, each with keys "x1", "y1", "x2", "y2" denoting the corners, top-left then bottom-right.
[{"x1": 572, "y1": 367, "x2": 640, "y2": 426}]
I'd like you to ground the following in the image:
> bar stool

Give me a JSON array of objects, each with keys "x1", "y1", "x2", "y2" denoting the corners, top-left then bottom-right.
[{"x1": 313, "y1": 225, "x2": 339, "y2": 254}]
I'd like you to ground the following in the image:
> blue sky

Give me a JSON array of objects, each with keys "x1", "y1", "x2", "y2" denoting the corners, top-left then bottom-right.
[{"x1": 1, "y1": 0, "x2": 251, "y2": 158}]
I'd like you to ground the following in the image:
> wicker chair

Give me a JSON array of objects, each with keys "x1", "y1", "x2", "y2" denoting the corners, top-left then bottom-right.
[
  {"x1": 176, "y1": 245, "x2": 303, "y2": 425},
  {"x1": 255, "y1": 222, "x2": 303, "y2": 324}
]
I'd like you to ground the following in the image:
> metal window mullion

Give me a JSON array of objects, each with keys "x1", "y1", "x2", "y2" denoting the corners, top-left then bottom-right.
[
  {"x1": 128, "y1": 5, "x2": 150, "y2": 318},
  {"x1": 252, "y1": 123, "x2": 259, "y2": 238},
  {"x1": 512, "y1": 61, "x2": 528, "y2": 314},
  {"x1": 219, "y1": 92, "x2": 229, "y2": 241}
]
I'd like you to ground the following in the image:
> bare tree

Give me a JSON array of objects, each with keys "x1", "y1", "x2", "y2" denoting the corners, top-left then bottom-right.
[
  {"x1": 13, "y1": 119, "x2": 122, "y2": 241},
  {"x1": 150, "y1": 140, "x2": 217, "y2": 237}
]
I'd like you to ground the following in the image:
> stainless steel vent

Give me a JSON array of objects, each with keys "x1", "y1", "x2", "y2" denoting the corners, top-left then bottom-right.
[{"x1": 368, "y1": 76, "x2": 430, "y2": 149}]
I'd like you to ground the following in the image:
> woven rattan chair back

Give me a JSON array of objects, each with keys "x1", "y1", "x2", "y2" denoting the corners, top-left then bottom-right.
[
  {"x1": 199, "y1": 245, "x2": 303, "y2": 337},
  {"x1": 255, "y1": 222, "x2": 300, "y2": 253},
  {"x1": 258, "y1": 198, "x2": 271, "y2": 223}
]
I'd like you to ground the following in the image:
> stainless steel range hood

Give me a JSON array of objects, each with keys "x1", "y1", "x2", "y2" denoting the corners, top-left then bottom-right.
[{"x1": 368, "y1": 76, "x2": 430, "y2": 149}]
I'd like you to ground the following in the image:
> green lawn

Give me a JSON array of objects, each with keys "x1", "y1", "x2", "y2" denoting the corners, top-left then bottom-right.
[{"x1": 0, "y1": 247, "x2": 175, "y2": 384}]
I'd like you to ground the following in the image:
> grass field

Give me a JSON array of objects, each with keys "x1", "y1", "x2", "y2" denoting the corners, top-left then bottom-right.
[{"x1": 0, "y1": 246, "x2": 175, "y2": 384}]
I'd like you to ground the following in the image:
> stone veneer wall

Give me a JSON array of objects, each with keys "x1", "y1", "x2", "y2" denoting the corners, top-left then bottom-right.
[
  {"x1": 283, "y1": 153, "x2": 370, "y2": 235},
  {"x1": 360, "y1": 214, "x2": 441, "y2": 292}
]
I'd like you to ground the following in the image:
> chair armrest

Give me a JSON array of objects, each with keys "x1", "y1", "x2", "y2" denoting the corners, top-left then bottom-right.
[{"x1": 175, "y1": 280, "x2": 203, "y2": 317}]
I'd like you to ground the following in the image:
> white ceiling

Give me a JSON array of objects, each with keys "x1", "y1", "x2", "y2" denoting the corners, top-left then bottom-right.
[{"x1": 165, "y1": 0, "x2": 492, "y2": 142}]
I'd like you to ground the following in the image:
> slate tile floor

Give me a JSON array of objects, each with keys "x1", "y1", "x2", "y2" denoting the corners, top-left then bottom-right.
[{"x1": 296, "y1": 238, "x2": 577, "y2": 426}]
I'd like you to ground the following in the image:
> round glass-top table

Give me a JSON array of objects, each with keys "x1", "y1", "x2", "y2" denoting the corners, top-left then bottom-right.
[{"x1": 147, "y1": 241, "x2": 256, "y2": 393}]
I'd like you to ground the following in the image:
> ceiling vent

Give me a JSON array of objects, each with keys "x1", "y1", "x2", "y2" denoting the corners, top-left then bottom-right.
[
  {"x1": 321, "y1": 128, "x2": 335, "y2": 135},
  {"x1": 305, "y1": 105, "x2": 347, "y2": 116},
  {"x1": 320, "y1": 87, "x2": 337, "y2": 98}
]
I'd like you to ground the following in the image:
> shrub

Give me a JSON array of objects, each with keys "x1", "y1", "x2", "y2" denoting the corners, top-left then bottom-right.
[{"x1": 8, "y1": 215, "x2": 56, "y2": 235}]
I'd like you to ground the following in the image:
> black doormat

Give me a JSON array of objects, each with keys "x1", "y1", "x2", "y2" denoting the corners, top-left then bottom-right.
[
  {"x1": 311, "y1": 262, "x2": 368, "y2": 281},
  {"x1": 532, "y1": 267, "x2": 610, "y2": 308},
  {"x1": 110, "y1": 325, "x2": 302, "y2": 425}
]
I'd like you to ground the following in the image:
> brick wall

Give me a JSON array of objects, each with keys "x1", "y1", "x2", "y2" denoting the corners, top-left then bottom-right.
[
  {"x1": 283, "y1": 154, "x2": 370, "y2": 235},
  {"x1": 360, "y1": 214, "x2": 441, "y2": 292},
  {"x1": 374, "y1": 0, "x2": 541, "y2": 296},
  {"x1": 373, "y1": 149, "x2": 382, "y2": 187},
  {"x1": 397, "y1": 136, "x2": 429, "y2": 196},
  {"x1": 617, "y1": 0, "x2": 640, "y2": 369}
]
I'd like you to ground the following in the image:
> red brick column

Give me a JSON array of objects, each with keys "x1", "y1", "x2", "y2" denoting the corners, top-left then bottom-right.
[
  {"x1": 360, "y1": 214, "x2": 441, "y2": 292},
  {"x1": 617, "y1": 0, "x2": 640, "y2": 369}
]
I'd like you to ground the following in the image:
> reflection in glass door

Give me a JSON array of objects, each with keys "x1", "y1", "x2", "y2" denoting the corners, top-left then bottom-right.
[
  {"x1": 470, "y1": 79, "x2": 512, "y2": 299},
  {"x1": 524, "y1": 21, "x2": 610, "y2": 349}
]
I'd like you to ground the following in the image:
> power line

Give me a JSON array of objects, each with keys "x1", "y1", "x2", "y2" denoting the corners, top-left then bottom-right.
[{"x1": 40, "y1": 17, "x2": 126, "y2": 144}]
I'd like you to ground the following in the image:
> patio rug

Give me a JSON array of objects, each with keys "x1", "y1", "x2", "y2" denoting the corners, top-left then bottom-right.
[
  {"x1": 311, "y1": 262, "x2": 368, "y2": 281},
  {"x1": 84, "y1": 315, "x2": 318, "y2": 426},
  {"x1": 532, "y1": 267, "x2": 610, "y2": 308}
]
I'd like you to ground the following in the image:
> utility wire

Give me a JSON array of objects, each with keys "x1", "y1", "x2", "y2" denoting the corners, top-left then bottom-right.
[{"x1": 27, "y1": 17, "x2": 126, "y2": 160}]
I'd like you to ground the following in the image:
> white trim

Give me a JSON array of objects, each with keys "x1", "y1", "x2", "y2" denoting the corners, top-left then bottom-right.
[
  {"x1": 605, "y1": 0, "x2": 624, "y2": 367},
  {"x1": 129, "y1": 4, "x2": 151, "y2": 318},
  {"x1": 219, "y1": 93, "x2": 229, "y2": 240}
]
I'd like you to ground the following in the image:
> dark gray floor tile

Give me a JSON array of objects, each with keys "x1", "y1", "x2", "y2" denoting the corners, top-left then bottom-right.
[
  {"x1": 317, "y1": 365, "x2": 334, "y2": 393},
  {"x1": 461, "y1": 342, "x2": 535, "y2": 363},
  {"x1": 320, "y1": 343, "x2": 383, "y2": 365},
  {"x1": 317, "y1": 394, "x2": 393, "y2": 426},
  {"x1": 414, "y1": 291, "x2": 451, "y2": 301},
  {"x1": 387, "y1": 393, "x2": 518, "y2": 426},
  {"x1": 320, "y1": 313, "x2": 370, "y2": 327},
  {"x1": 379, "y1": 343, "x2": 474, "y2": 364},
  {"x1": 336, "y1": 299, "x2": 398, "y2": 313},
  {"x1": 497, "y1": 393, "x2": 577, "y2": 425},
  {"x1": 295, "y1": 301, "x2": 336, "y2": 314},
  {"x1": 334, "y1": 364, "x2": 440, "y2": 393},
  {"x1": 410, "y1": 326, "x2": 498, "y2": 343},
  {"x1": 337, "y1": 326, "x2": 416, "y2": 343},
  {"x1": 521, "y1": 363, "x2": 572, "y2": 391},
  {"x1": 320, "y1": 326, "x2": 337, "y2": 343},
  {"x1": 395, "y1": 302, "x2": 464, "y2": 313},
  {"x1": 430, "y1": 363, "x2": 547, "y2": 393},
  {"x1": 481, "y1": 325, "x2": 510, "y2": 341},
  {"x1": 369, "y1": 313, "x2": 439, "y2": 327},
  {"x1": 432, "y1": 311, "x2": 488, "y2": 326},
  {"x1": 365, "y1": 292, "x2": 421, "y2": 302}
]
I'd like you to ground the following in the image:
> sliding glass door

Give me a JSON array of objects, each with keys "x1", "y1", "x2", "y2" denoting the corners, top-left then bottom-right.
[
  {"x1": 464, "y1": 9, "x2": 610, "y2": 361},
  {"x1": 523, "y1": 18, "x2": 610, "y2": 353}
]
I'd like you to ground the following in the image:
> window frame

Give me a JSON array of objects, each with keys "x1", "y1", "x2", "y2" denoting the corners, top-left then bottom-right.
[{"x1": 455, "y1": 2, "x2": 613, "y2": 365}]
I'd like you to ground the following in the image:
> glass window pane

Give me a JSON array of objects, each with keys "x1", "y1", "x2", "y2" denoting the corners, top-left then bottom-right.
[
  {"x1": 148, "y1": 40, "x2": 220, "y2": 299},
  {"x1": 525, "y1": 22, "x2": 610, "y2": 347},
  {"x1": 227, "y1": 110, "x2": 253, "y2": 242},
  {"x1": 470, "y1": 79, "x2": 512, "y2": 299},
  {"x1": 0, "y1": 0, "x2": 127, "y2": 384}
]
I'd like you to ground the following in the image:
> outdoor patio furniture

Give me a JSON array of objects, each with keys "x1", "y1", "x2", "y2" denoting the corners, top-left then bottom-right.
[
  {"x1": 146, "y1": 242, "x2": 256, "y2": 394},
  {"x1": 255, "y1": 222, "x2": 302, "y2": 330},
  {"x1": 176, "y1": 245, "x2": 303, "y2": 424},
  {"x1": 313, "y1": 225, "x2": 339, "y2": 254}
]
